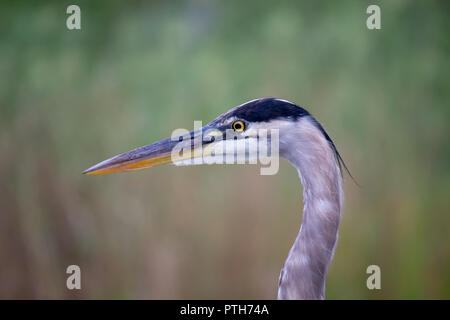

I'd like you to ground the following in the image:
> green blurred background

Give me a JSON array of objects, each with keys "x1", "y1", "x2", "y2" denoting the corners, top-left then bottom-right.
[{"x1": 0, "y1": 0, "x2": 449, "y2": 299}]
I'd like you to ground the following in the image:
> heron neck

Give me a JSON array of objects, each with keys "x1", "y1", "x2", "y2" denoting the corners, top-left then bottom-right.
[{"x1": 278, "y1": 118, "x2": 343, "y2": 299}]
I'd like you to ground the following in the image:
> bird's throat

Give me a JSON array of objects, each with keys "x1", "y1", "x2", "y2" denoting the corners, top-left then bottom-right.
[{"x1": 278, "y1": 118, "x2": 343, "y2": 300}]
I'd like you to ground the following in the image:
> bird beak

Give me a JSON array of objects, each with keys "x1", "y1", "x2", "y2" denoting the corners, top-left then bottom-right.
[{"x1": 83, "y1": 126, "x2": 221, "y2": 175}]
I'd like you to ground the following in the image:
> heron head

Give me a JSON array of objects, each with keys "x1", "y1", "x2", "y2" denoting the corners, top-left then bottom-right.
[{"x1": 82, "y1": 98, "x2": 338, "y2": 175}]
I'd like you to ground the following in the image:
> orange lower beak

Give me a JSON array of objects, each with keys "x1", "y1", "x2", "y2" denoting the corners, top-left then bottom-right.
[{"x1": 83, "y1": 127, "x2": 219, "y2": 175}]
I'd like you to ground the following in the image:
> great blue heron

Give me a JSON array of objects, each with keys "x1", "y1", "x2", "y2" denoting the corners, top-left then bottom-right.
[{"x1": 83, "y1": 98, "x2": 350, "y2": 299}]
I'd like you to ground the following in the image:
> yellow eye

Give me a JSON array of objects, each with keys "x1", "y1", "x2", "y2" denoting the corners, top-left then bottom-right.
[{"x1": 232, "y1": 120, "x2": 245, "y2": 132}]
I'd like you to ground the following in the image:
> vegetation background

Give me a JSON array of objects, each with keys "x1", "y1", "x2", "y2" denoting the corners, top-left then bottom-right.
[{"x1": 0, "y1": 0, "x2": 449, "y2": 299}]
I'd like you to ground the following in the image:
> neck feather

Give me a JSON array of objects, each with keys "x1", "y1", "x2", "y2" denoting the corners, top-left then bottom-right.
[{"x1": 278, "y1": 117, "x2": 343, "y2": 300}]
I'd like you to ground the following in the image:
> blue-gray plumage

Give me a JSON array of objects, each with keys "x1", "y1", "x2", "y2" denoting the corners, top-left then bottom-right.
[{"x1": 83, "y1": 98, "x2": 349, "y2": 299}]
